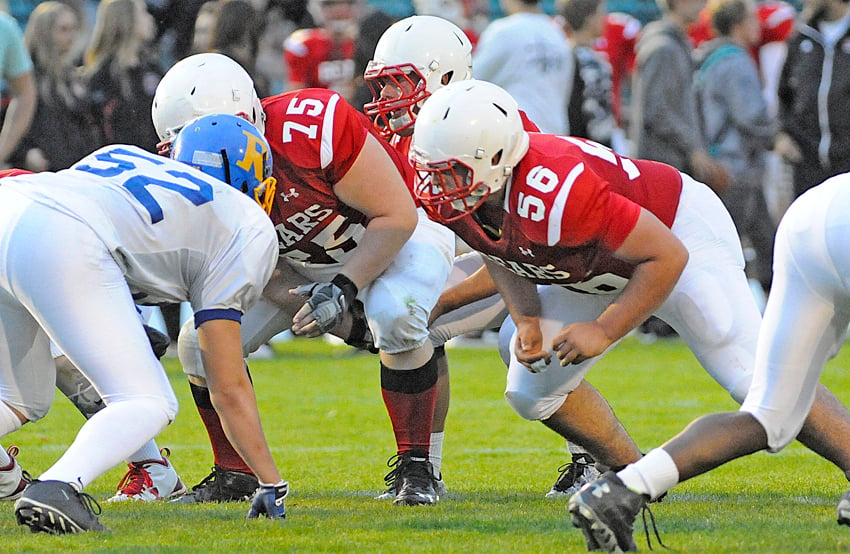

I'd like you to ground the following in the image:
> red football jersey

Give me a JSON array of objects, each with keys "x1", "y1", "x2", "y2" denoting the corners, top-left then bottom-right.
[
  {"x1": 594, "y1": 13, "x2": 641, "y2": 125},
  {"x1": 689, "y1": 1, "x2": 795, "y2": 51},
  {"x1": 261, "y1": 89, "x2": 413, "y2": 266},
  {"x1": 442, "y1": 135, "x2": 682, "y2": 293},
  {"x1": 284, "y1": 28, "x2": 356, "y2": 95}
]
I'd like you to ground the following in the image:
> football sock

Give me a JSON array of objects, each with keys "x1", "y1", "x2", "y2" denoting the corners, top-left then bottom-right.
[
  {"x1": 429, "y1": 432, "x2": 444, "y2": 477},
  {"x1": 40, "y1": 398, "x2": 169, "y2": 488},
  {"x1": 190, "y1": 382, "x2": 253, "y2": 474},
  {"x1": 0, "y1": 444, "x2": 10, "y2": 468},
  {"x1": 126, "y1": 440, "x2": 165, "y2": 464},
  {"x1": 381, "y1": 352, "x2": 439, "y2": 456},
  {"x1": 0, "y1": 402, "x2": 22, "y2": 437},
  {"x1": 617, "y1": 447, "x2": 679, "y2": 500}
]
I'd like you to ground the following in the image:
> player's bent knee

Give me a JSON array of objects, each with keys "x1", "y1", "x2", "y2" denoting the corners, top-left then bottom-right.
[
  {"x1": 505, "y1": 389, "x2": 559, "y2": 421},
  {"x1": 727, "y1": 373, "x2": 753, "y2": 405},
  {"x1": 369, "y1": 306, "x2": 430, "y2": 354},
  {"x1": 177, "y1": 319, "x2": 206, "y2": 380}
]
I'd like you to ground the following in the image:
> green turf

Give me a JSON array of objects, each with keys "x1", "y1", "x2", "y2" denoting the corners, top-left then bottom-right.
[{"x1": 2, "y1": 336, "x2": 850, "y2": 552}]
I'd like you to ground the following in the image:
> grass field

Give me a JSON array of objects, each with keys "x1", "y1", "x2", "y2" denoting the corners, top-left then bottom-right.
[{"x1": 2, "y1": 335, "x2": 850, "y2": 553}]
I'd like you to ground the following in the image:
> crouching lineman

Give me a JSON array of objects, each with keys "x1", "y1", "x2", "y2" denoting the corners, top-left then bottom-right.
[
  {"x1": 569, "y1": 174, "x2": 850, "y2": 551},
  {"x1": 364, "y1": 15, "x2": 640, "y2": 500},
  {"x1": 153, "y1": 53, "x2": 454, "y2": 506},
  {"x1": 0, "y1": 114, "x2": 288, "y2": 534},
  {"x1": 409, "y1": 80, "x2": 850, "y2": 536}
]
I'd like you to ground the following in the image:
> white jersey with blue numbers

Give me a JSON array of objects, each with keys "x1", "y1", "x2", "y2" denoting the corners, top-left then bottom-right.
[{"x1": 1, "y1": 144, "x2": 277, "y2": 320}]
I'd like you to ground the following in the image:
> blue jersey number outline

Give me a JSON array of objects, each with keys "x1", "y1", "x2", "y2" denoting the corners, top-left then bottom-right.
[{"x1": 75, "y1": 147, "x2": 213, "y2": 223}]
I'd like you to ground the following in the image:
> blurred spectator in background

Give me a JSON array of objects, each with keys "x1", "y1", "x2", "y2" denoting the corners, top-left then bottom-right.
[
  {"x1": 255, "y1": 0, "x2": 315, "y2": 95},
  {"x1": 774, "y1": 0, "x2": 850, "y2": 199},
  {"x1": 15, "y1": 1, "x2": 99, "y2": 172},
  {"x1": 694, "y1": 0, "x2": 777, "y2": 295},
  {"x1": 473, "y1": 0, "x2": 573, "y2": 134},
  {"x1": 558, "y1": 0, "x2": 619, "y2": 149},
  {"x1": 149, "y1": 0, "x2": 210, "y2": 67},
  {"x1": 631, "y1": 0, "x2": 726, "y2": 190},
  {"x1": 207, "y1": 0, "x2": 270, "y2": 97},
  {"x1": 84, "y1": 0, "x2": 160, "y2": 151},
  {"x1": 284, "y1": 0, "x2": 361, "y2": 101},
  {"x1": 413, "y1": 0, "x2": 482, "y2": 45},
  {"x1": 190, "y1": 1, "x2": 221, "y2": 54},
  {"x1": 350, "y1": 5, "x2": 395, "y2": 112},
  {"x1": 594, "y1": 11, "x2": 640, "y2": 130},
  {"x1": 0, "y1": 9, "x2": 35, "y2": 169}
]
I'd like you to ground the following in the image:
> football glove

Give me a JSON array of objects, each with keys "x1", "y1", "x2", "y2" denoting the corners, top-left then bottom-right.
[
  {"x1": 144, "y1": 324, "x2": 171, "y2": 359},
  {"x1": 246, "y1": 480, "x2": 289, "y2": 520},
  {"x1": 292, "y1": 274, "x2": 358, "y2": 334}
]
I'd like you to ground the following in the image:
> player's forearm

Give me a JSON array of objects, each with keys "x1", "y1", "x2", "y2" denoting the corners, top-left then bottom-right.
[
  {"x1": 198, "y1": 319, "x2": 282, "y2": 484},
  {"x1": 210, "y1": 383, "x2": 282, "y2": 484},
  {"x1": 339, "y1": 217, "x2": 414, "y2": 290},
  {"x1": 438, "y1": 265, "x2": 499, "y2": 314},
  {"x1": 597, "y1": 256, "x2": 686, "y2": 342},
  {"x1": 484, "y1": 258, "x2": 540, "y2": 320}
]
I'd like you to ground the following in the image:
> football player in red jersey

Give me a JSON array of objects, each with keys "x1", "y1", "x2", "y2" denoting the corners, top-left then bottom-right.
[
  {"x1": 152, "y1": 52, "x2": 455, "y2": 507},
  {"x1": 364, "y1": 14, "x2": 644, "y2": 499},
  {"x1": 410, "y1": 81, "x2": 850, "y2": 550},
  {"x1": 284, "y1": 0, "x2": 360, "y2": 101}
]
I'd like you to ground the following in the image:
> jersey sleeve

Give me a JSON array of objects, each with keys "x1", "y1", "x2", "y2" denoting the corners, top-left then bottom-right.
[
  {"x1": 192, "y1": 211, "x2": 278, "y2": 326},
  {"x1": 262, "y1": 90, "x2": 368, "y2": 185}
]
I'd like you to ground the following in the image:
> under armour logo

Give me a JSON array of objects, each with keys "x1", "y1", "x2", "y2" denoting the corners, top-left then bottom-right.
[
  {"x1": 280, "y1": 188, "x2": 299, "y2": 202},
  {"x1": 519, "y1": 246, "x2": 534, "y2": 257}
]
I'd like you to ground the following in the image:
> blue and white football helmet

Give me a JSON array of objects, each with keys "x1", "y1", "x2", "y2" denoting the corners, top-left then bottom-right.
[{"x1": 171, "y1": 113, "x2": 277, "y2": 215}]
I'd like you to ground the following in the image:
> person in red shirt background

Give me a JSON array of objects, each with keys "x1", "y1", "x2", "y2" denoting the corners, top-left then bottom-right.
[{"x1": 284, "y1": 0, "x2": 360, "y2": 101}]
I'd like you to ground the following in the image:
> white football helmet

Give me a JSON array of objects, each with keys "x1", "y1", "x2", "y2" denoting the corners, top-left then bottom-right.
[
  {"x1": 364, "y1": 15, "x2": 472, "y2": 138},
  {"x1": 152, "y1": 53, "x2": 265, "y2": 141},
  {"x1": 410, "y1": 80, "x2": 529, "y2": 223}
]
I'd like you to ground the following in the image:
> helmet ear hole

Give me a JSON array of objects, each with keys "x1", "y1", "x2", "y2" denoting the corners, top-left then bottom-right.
[
  {"x1": 441, "y1": 71, "x2": 453, "y2": 86},
  {"x1": 491, "y1": 149, "x2": 503, "y2": 166}
]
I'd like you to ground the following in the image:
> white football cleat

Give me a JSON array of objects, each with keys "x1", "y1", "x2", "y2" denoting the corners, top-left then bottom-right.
[
  {"x1": 107, "y1": 448, "x2": 187, "y2": 502},
  {"x1": 0, "y1": 446, "x2": 30, "y2": 501}
]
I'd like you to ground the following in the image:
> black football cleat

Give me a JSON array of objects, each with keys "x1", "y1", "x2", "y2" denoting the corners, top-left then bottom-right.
[
  {"x1": 392, "y1": 454, "x2": 438, "y2": 506},
  {"x1": 546, "y1": 452, "x2": 600, "y2": 499},
  {"x1": 568, "y1": 472, "x2": 648, "y2": 552},
  {"x1": 170, "y1": 465, "x2": 258, "y2": 503},
  {"x1": 14, "y1": 480, "x2": 108, "y2": 534}
]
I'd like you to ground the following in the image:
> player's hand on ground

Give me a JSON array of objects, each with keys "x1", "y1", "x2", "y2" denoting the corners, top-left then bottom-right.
[
  {"x1": 246, "y1": 481, "x2": 288, "y2": 520},
  {"x1": 553, "y1": 321, "x2": 611, "y2": 366}
]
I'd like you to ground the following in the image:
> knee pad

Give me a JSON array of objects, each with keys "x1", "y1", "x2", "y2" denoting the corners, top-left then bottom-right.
[
  {"x1": 366, "y1": 297, "x2": 429, "y2": 354},
  {"x1": 0, "y1": 402, "x2": 24, "y2": 434},
  {"x1": 504, "y1": 388, "x2": 562, "y2": 421},
  {"x1": 727, "y1": 369, "x2": 754, "y2": 405},
  {"x1": 177, "y1": 319, "x2": 206, "y2": 380}
]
